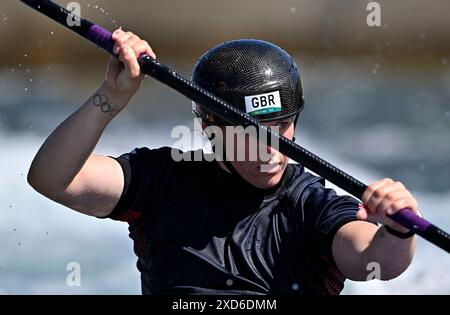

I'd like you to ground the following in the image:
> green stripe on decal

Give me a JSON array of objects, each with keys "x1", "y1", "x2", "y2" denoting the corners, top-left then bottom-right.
[{"x1": 249, "y1": 107, "x2": 282, "y2": 116}]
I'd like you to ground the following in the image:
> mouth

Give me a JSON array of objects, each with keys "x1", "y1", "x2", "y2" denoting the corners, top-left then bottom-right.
[{"x1": 259, "y1": 162, "x2": 282, "y2": 174}]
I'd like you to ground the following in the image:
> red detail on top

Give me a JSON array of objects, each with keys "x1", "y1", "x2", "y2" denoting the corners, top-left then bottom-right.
[
  {"x1": 320, "y1": 255, "x2": 346, "y2": 295},
  {"x1": 113, "y1": 209, "x2": 141, "y2": 224}
]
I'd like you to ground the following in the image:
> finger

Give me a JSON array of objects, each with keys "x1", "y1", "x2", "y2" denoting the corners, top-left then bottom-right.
[
  {"x1": 131, "y1": 40, "x2": 156, "y2": 60},
  {"x1": 361, "y1": 178, "x2": 395, "y2": 205},
  {"x1": 390, "y1": 196, "x2": 418, "y2": 214},
  {"x1": 362, "y1": 179, "x2": 397, "y2": 214},
  {"x1": 111, "y1": 28, "x2": 124, "y2": 40},
  {"x1": 123, "y1": 34, "x2": 142, "y2": 53},
  {"x1": 356, "y1": 210, "x2": 368, "y2": 220},
  {"x1": 113, "y1": 31, "x2": 134, "y2": 55},
  {"x1": 120, "y1": 45, "x2": 140, "y2": 79},
  {"x1": 374, "y1": 181, "x2": 416, "y2": 215},
  {"x1": 374, "y1": 188, "x2": 405, "y2": 215},
  {"x1": 130, "y1": 42, "x2": 153, "y2": 79},
  {"x1": 112, "y1": 29, "x2": 128, "y2": 48},
  {"x1": 357, "y1": 204, "x2": 369, "y2": 220}
]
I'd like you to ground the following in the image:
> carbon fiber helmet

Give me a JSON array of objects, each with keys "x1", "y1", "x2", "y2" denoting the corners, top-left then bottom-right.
[{"x1": 192, "y1": 39, "x2": 304, "y2": 125}]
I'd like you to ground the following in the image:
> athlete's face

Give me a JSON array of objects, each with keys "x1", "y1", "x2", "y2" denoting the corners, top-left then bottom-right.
[{"x1": 220, "y1": 117, "x2": 295, "y2": 189}]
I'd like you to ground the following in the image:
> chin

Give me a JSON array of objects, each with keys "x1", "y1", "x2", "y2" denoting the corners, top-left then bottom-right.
[{"x1": 252, "y1": 172, "x2": 284, "y2": 189}]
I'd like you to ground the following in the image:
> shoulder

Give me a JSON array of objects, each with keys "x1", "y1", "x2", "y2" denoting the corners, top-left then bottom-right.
[
  {"x1": 118, "y1": 146, "x2": 206, "y2": 165},
  {"x1": 119, "y1": 146, "x2": 173, "y2": 160},
  {"x1": 284, "y1": 163, "x2": 360, "y2": 213},
  {"x1": 118, "y1": 147, "x2": 215, "y2": 182},
  {"x1": 285, "y1": 163, "x2": 325, "y2": 195}
]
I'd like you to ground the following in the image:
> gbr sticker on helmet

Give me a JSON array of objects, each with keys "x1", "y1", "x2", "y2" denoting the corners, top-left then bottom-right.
[{"x1": 244, "y1": 91, "x2": 282, "y2": 116}]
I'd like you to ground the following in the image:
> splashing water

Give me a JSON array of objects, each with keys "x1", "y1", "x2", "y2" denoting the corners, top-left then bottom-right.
[{"x1": 87, "y1": 3, "x2": 118, "y2": 28}]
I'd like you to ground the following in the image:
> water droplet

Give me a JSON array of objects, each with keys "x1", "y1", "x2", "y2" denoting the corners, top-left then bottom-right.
[
  {"x1": 292, "y1": 283, "x2": 299, "y2": 291},
  {"x1": 29, "y1": 78, "x2": 33, "y2": 82},
  {"x1": 442, "y1": 58, "x2": 448, "y2": 65},
  {"x1": 372, "y1": 69, "x2": 378, "y2": 74},
  {"x1": 226, "y1": 279, "x2": 234, "y2": 286},
  {"x1": 24, "y1": 87, "x2": 28, "y2": 91},
  {"x1": 50, "y1": 31, "x2": 54, "y2": 36},
  {"x1": 24, "y1": 54, "x2": 28, "y2": 58},
  {"x1": 290, "y1": 6, "x2": 296, "y2": 13},
  {"x1": 374, "y1": 63, "x2": 380, "y2": 68}
]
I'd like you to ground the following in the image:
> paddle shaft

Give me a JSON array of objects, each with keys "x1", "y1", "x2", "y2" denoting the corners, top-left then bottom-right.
[{"x1": 19, "y1": 0, "x2": 450, "y2": 253}]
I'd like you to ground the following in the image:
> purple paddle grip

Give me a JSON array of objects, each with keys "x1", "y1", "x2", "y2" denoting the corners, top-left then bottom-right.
[
  {"x1": 86, "y1": 24, "x2": 115, "y2": 54},
  {"x1": 389, "y1": 208, "x2": 431, "y2": 233}
]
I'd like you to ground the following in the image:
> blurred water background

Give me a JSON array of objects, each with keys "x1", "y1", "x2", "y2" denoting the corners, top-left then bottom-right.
[{"x1": 1, "y1": 0, "x2": 449, "y2": 294}]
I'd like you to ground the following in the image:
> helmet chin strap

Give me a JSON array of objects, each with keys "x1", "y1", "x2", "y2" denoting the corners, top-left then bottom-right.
[
  {"x1": 221, "y1": 150, "x2": 245, "y2": 179},
  {"x1": 292, "y1": 113, "x2": 299, "y2": 143},
  {"x1": 212, "y1": 131, "x2": 249, "y2": 181}
]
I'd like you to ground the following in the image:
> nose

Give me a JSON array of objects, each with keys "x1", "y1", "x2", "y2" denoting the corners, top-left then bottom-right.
[{"x1": 257, "y1": 137, "x2": 278, "y2": 163}]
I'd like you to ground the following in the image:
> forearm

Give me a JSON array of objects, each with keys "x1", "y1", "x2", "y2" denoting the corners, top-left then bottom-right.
[
  {"x1": 28, "y1": 82, "x2": 129, "y2": 195},
  {"x1": 363, "y1": 226, "x2": 416, "y2": 280}
]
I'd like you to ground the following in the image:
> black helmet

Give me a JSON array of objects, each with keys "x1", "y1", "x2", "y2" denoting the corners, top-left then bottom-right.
[{"x1": 192, "y1": 39, "x2": 305, "y2": 125}]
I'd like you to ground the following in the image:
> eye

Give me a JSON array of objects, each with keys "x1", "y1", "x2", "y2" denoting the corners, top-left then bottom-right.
[
  {"x1": 279, "y1": 122, "x2": 290, "y2": 131},
  {"x1": 266, "y1": 120, "x2": 292, "y2": 133}
]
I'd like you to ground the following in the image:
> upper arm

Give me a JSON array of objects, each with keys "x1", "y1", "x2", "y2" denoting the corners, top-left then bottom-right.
[
  {"x1": 332, "y1": 220, "x2": 378, "y2": 281},
  {"x1": 56, "y1": 155, "x2": 125, "y2": 217},
  {"x1": 42, "y1": 146, "x2": 172, "y2": 222}
]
